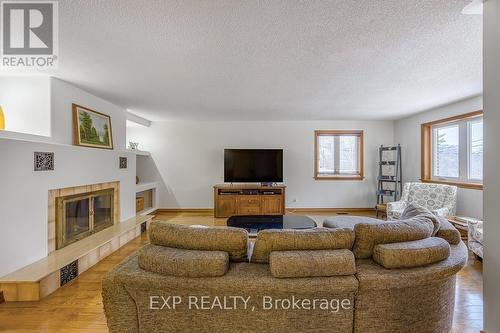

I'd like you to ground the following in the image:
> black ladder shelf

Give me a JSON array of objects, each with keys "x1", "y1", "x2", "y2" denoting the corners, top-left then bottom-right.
[{"x1": 377, "y1": 144, "x2": 403, "y2": 208}]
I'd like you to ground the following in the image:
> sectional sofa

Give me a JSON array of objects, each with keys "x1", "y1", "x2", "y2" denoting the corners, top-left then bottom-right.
[{"x1": 102, "y1": 212, "x2": 467, "y2": 333}]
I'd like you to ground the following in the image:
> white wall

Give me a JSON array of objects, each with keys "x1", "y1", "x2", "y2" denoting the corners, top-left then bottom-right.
[
  {"x1": 0, "y1": 139, "x2": 136, "y2": 277},
  {"x1": 394, "y1": 96, "x2": 483, "y2": 218},
  {"x1": 50, "y1": 78, "x2": 127, "y2": 149},
  {"x1": 0, "y1": 78, "x2": 135, "y2": 277},
  {"x1": 0, "y1": 76, "x2": 51, "y2": 137},
  {"x1": 128, "y1": 120, "x2": 394, "y2": 209},
  {"x1": 483, "y1": 1, "x2": 500, "y2": 331},
  {"x1": 0, "y1": 77, "x2": 127, "y2": 148}
]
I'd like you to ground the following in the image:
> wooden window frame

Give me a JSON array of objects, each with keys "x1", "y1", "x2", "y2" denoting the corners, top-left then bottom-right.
[
  {"x1": 314, "y1": 130, "x2": 364, "y2": 180},
  {"x1": 421, "y1": 110, "x2": 483, "y2": 190}
]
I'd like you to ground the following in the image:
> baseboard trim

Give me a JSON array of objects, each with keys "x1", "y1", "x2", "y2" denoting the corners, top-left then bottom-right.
[
  {"x1": 154, "y1": 207, "x2": 375, "y2": 214},
  {"x1": 154, "y1": 208, "x2": 215, "y2": 214},
  {"x1": 286, "y1": 207, "x2": 375, "y2": 213}
]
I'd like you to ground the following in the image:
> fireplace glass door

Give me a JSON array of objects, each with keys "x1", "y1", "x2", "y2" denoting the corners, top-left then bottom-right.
[
  {"x1": 64, "y1": 197, "x2": 91, "y2": 244},
  {"x1": 93, "y1": 193, "x2": 113, "y2": 232},
  {"x1": 57, "y1": 189, "x2": 114, "y2": 249}
]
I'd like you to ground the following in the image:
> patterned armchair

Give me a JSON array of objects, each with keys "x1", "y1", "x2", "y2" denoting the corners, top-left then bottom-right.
[
  {"x1": 386, "y1": 182, "x2": 457, "y2": 220},
  {"x1": 468, "y1": 219, "x2": 483, "y2": 259}
]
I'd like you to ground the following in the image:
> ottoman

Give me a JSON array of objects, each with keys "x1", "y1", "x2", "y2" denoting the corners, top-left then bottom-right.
[{"x1": 323, "y1": 215, "x2": 383, "y2": 229}]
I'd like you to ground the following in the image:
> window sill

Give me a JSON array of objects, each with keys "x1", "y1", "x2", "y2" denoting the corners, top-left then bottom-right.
[
  {"x1": 315, "y1": 176, "x2": 364, "y2": 181},
  {"x1": 420, "y1": 178, "x2": 483, "y2": 190}
]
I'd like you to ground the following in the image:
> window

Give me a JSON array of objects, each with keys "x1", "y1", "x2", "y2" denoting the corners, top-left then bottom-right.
[
  {"x1": 421, "y1": 111, "x2": 483, "y2": 190},
  {"x1": 314, "y1": 130, "x2": 364, "y2": 180}
]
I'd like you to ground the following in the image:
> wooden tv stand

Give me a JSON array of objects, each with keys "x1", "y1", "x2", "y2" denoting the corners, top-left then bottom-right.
[{"x1": 213, "y1": 184, "x2": 286, "y2": 218}]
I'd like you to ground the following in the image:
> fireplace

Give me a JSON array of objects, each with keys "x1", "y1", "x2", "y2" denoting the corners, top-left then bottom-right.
[{"x1": 56, "y1": 188, "x2": 115, "y2": 249}]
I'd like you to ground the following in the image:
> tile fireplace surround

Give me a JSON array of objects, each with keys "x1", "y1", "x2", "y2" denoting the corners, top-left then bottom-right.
[
  {"x1": 0, "y1": 181, "x2": 153, "y2": 302},
  {"x1": 48, "y1": 182, "x2": 120, "y2": 254}
]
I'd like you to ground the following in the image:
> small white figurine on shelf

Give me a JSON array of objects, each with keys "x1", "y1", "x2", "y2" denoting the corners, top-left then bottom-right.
[{"x1": 129, "y1": 142, "x2": 139, "y2": 150}]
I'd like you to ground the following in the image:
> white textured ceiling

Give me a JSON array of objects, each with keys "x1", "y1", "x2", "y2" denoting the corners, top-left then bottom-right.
[{"x1": 53, "y1": 0, "x2": 481, "y2": 120}]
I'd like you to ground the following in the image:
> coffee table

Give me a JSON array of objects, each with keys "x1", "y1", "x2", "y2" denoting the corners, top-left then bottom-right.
[{"x1": 227, "y1": 215, "x2": 317, "y2": 237}]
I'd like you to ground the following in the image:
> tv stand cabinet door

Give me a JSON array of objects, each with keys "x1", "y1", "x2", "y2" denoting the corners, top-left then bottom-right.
[
  {"x1": 261, "y1": 196, "x2": 283, "y2": 215},
  {"x1": 216, "y1": 196, "x2": 237, "y2": 217},
  {"x1": 237, "y1": 196, "x2": 262, "y2": 215}
]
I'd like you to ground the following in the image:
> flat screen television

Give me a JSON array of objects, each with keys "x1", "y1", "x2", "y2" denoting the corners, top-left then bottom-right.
[{"x1": 224, "y1": 149, "x2": 283, "y2": 183}]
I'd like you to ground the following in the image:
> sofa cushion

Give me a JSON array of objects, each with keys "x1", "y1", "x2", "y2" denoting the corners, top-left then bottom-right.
[
  {"x1": 251, "y1": 228, "x2": 355, "y2": 263},
  {"x1": 373, "y1": 237, "x2": 451, "y2": 269},
  {"x1": 323, "y1": 215, "x2": 383, "y2": 229},
  {"x1": 138, "y1": 244, "x2": 229, "y2": 277},
  {"x1": 400, "y1": 203, "x2": 440, "y2": 235},
  {"x1": 149, "y1": 221, "x2": 248, "y2": 262},
  {"x1": 435, "y1": 217, "x2": 461, "y2": 245},
  {"x1": 269, "y1": 249, "x2": 356, "y2": 278},
  {"x1": 352, "y1": 216, "x2": 435, "y2": 259}
]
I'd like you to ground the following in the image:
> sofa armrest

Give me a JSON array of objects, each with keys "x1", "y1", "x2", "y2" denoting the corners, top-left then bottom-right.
[
  {"x1": 436, "y1": 217, "x2": 462, "y2": 245},
  {"x1": 102, "y1": 257, "x2": 140, "y2": 333},
  {"x1": 386, "y1": 201, "x2": 406, "y2": 220},
  {"x1": 373, "y1": 237, "x2": 450, "y2": 269},
  {"x1": 432, "y1": 207, "x2": 450, "y2": 217}
]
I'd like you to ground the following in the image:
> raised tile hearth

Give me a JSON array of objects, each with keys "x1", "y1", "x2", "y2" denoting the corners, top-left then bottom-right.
[
  {"x1": 0, "y1": 181, "x2": 152, "y2": 302},
  {"x1": 0, "y1": 214, "x2": 153, "y2": 302}
]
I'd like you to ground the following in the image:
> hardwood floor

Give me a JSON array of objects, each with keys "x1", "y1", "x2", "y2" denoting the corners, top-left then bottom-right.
[
  {"x1": 0, "y1": 233, "x2": 147, "y2": 333},
  {"x1": 0, "y1": 210, "x2": 483, "y2": 332}
]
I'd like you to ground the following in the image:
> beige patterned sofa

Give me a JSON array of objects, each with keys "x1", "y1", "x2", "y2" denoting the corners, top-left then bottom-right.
[{"x1": 103, "y1": 214, "x2": 467, "y2": 333}]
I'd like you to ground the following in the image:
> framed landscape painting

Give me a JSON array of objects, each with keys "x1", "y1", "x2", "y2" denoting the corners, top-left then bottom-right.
[{"x1": 72, "y1": 104, "x2": 114, "y2": 149}]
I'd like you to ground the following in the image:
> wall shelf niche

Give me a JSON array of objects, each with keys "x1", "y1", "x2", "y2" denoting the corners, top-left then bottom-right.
[
  {"x1": 133, "y1": 151, "x2": 159, "y2": 216},
  {"x1": 126, "y1": 149, "x2": 150, "y2": 156}
]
